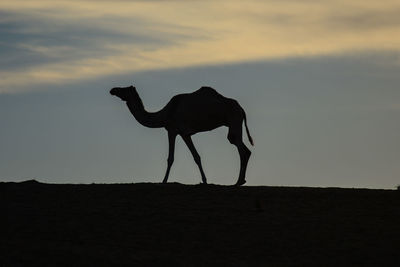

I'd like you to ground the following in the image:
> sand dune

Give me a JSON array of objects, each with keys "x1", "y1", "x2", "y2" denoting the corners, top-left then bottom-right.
[{"x1": 2, "y1": 180, "x2": 399, "y2": 266}]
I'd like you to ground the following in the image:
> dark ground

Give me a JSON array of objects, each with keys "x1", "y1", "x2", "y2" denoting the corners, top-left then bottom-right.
[{"x1": 1, "y1": 180, "x2": 400, "y2": 266}]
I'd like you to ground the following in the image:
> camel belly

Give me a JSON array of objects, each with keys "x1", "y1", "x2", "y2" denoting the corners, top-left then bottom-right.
[
  {"x1": 173, "y1": 107, "x2": 228, "y2": 135},
  {"x1": 168, "y1": 95, "x2": 236, "y2": 135},
  {"x1": 184, "y1": 119, "x2": 225, "y2": 134}
]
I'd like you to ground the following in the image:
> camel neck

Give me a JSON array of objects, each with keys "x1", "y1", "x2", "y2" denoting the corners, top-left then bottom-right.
[{"x1": 126, "y1": 97, "x2": 166, "y2": 128}]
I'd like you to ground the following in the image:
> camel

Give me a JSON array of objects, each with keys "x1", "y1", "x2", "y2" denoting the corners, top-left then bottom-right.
[{"x1": 110, "y1": 85, "x2": 253, "y2": 186}]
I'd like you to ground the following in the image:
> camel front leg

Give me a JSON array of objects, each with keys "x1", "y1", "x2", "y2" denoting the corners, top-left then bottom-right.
[
  {"x1": 181, "y1": 135, "x2": 207, "y2": 184},
  {"x1": 162, "y1": 131, "x2": 176, "y2": 183}
]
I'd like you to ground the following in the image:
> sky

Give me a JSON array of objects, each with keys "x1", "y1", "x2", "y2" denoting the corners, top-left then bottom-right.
[{"x1": 1, "y1": 0, "x2": 399, "y2": 188}]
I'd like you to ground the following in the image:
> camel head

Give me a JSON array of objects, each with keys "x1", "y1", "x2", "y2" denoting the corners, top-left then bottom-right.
[{"x1": 110, "y1": 85, "x2": 137, "y2": 101}]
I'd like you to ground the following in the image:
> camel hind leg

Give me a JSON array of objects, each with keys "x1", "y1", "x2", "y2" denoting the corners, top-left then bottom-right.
[{"x1": 228, "y1": 123, "x2": 251, "y2": 186}]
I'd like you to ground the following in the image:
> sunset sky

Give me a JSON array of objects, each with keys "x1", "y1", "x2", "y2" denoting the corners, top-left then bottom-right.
[{"x1": 1, "y1": 0, "x2": 399, "y2": 188}]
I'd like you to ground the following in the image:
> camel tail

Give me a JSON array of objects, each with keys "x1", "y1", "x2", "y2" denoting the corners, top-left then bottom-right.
[{"x1": 242, "y1": 108, "x2": 254, "y2": 146}]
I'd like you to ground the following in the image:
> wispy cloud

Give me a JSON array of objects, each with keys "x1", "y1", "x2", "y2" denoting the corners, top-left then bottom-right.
[{"x1": 1, "y1": 0, "x2": 400, "y2": 93}]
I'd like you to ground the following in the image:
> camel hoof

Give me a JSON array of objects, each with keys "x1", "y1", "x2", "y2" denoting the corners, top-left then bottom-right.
[{"x1": 235, "y1": 179, "x2": 246, "y2": 186}]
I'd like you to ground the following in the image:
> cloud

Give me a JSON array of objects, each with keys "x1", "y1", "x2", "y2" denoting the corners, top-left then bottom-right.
[
  {"x1": 326, "y1": 9, "x2": 400, "y2": 31},
  {"x1": 1, "y1": 0, "x2": 400, "y2": 93}
]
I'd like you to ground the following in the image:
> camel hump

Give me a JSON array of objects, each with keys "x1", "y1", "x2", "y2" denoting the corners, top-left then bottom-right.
[{"x1": 196, "y1": 86, "x2": 223, "y2": 98}]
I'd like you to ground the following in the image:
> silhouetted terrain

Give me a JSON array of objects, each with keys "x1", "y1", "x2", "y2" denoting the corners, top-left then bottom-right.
[{"x1": 2, "y1": 180, "x2": 400, "y2": 266}]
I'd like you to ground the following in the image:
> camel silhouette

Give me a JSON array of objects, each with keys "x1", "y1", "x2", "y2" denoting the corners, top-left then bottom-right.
[{"x1": 110, "y1": 85, "x2": 253, "y2": 186}]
